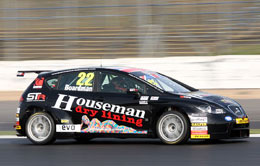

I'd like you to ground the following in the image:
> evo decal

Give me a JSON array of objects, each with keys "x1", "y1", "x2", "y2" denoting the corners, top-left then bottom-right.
[{"x1": 56, "y1": 124, "x2": 81, "y2": 132}]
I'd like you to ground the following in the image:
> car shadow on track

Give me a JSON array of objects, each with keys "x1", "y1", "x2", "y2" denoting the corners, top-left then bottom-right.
[
  {"x1": 11, "y1": 137, "x2": 249, "y2": 146},
  {"x1": 29, "y1": 138, "x2": 249, "y2": 146}
]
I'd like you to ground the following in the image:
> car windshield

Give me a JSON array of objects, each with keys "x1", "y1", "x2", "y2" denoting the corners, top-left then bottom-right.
[{"x1": 130, "y1": 70, "x2": 191, "y2": 93}]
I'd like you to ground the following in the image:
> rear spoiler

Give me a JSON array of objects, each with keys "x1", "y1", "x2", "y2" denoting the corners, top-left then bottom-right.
[{"x1": 17, "y1": 70, "x2": 51, "y2": 77}]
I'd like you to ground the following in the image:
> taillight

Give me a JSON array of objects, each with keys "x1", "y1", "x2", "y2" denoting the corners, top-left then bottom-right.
[{"x1": 19, "y1": 96, "x2": 24, "y2": 102}]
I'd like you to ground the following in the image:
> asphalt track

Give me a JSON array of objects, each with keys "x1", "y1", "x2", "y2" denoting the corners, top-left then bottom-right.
[
  {"x1": 0, "y1": 137, "x2": 259, "y2": 166},
  {"x1": 1, "y1": 99, "x2": 259, "y2": 131}
]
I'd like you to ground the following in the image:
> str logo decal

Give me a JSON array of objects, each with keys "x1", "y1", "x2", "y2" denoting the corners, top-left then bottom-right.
[{"x1": 27, "y1": 93, "x2": 46, "y2": 102}]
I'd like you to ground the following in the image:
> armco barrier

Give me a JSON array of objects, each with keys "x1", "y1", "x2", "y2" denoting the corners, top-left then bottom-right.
[{"x1": 0, "y1": 55, "x2": 259, "y2": 91}]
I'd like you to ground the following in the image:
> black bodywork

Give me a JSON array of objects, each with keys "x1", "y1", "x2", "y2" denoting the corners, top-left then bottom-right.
[{"x1": 15, "y1": 67, "x2": 250, "y2": 140}]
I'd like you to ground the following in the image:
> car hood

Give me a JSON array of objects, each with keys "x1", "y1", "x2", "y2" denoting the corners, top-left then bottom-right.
[
  {"x1": 181, "y1": 91, "x2": 248, "y2": 117},
  {"x1": 177, "y1": 90, "x2": 241, "y2": 108}
]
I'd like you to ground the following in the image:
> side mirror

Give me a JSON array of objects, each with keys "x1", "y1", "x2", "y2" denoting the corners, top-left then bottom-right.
[{"x1": 127, "y1": 88, "x2": 141, "y2": 99}]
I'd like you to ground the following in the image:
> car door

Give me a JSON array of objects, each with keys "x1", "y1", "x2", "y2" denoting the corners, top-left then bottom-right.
[
  {"x1": 46, "y1": 70, "x2": 96, "y2": 126},
  {"x1": 91, "y1": 69, "x2": 158, "y2": 134}
]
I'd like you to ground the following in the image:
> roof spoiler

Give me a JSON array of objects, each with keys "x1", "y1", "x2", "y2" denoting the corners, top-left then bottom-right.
[{"x1": 17, "y1": 70, "x2": 51, "y2": 77}]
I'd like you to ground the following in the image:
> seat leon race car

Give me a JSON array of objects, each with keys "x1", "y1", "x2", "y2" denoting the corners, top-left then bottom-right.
[{"x1": 14, "y1": 67, "x2": 250, "y2": 145}]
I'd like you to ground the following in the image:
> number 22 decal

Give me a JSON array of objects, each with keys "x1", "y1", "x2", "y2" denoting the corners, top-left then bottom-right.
[{"x1": 76, "y1": 72, "x2": 94, "y2": 86}]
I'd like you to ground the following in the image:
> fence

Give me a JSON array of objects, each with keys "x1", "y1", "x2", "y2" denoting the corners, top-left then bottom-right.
[{"x1": 0, "y1": 0, "x2": 260, "y2": 60}]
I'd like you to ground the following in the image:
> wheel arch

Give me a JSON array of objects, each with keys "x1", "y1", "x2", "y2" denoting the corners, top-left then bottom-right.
[{"x1": 20, "y1": 105, "x2": 58, "y2": 135}]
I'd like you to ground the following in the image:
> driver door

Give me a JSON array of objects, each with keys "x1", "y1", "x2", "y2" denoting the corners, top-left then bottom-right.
[{"x1": 93, "y1": 70, "x2": 152, "y2": 132}]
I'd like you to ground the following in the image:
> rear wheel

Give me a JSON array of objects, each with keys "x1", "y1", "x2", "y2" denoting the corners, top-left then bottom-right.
[
  {"x1": 26, "y1": 112, "x2": 56, "y2": 145},
  {"x1": 156, "y1": 111, "x2": 189, "y2": 144}
]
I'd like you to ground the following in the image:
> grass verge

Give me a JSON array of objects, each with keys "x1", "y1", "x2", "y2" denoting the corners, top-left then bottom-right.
[
  {"x1": 250, "y1": 129, "x2": 260, "y2": 134},
  {"x1": 223, "y1": 45, "x2": 260, "y2": 55},
  {"x1": 0, "y1": 131, "x2": 16, "y2": 135}
]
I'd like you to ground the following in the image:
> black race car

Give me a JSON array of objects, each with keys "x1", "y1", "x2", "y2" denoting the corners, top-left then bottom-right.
[{"x1": 14, "y1": 67, "x2": 249, "y2": 145}]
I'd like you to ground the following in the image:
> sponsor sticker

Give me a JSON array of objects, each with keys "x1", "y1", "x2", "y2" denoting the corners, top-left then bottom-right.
[
  {"x1": 139, "y1": 101, "x2": 148, "y2": 105},
  {"x1": 191, "y1": 126, "x2": 208, "y2": 135},
  {"x1": 16, "y1": 125, "x2": 21, "y2": 130},
  {"x1": 27, "y1": 93, "x2": 46, "y2": 102},
  {"x1": 33, "y1": 77, "x2": 44, "y2": 89},
  {"x1": 236, "y1": 118, "x2": 249, "y2": 124},
  {"x1": 56, "y1": 124, "x2": 81, "y2": 132},
  {"x1": 191, "y1": 126, "x2": 208, "y2": 131},
  {"x1": 150, "y1": 96, "x2": 159, "y2": 101},
  {"x1": 140, "y1": 96, "x2": 149, "y2": 101},
  {"x1": 129, "y1": 88, "x2": 138, "y2": 92},
  {"x1": 191, "y1": 134, "x2": 210, "y2": 139},
  {"x1": 191, "y1": 130, "x2": 208, "y2": 135},
  {"x1": 16, "y1": 108, "x2": 20, "y2": 114},
  {"x1": 191, "y1": 123, "x2": 207, "y2": 126},
  {"x1": 180, "y1": 96, "x2": 191, "y2": 99},
  {"x1": 221, "y1": 99, "x2": 234, "y2": 104},
  {"x1": 61, "y1": 119, "x2": 70, "y2": 124},
  {"x1": 190, "y1": 117, "x2": 207, "y2": 123}
]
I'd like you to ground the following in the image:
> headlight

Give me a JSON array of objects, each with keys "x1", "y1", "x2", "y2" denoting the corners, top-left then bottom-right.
[{"x1": 196, "y1": 105, "x2": 225, "y2": 114}]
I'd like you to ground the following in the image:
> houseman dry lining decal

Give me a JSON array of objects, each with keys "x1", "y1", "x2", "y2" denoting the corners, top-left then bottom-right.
[{"x1": 52, "y1": 94, "x2": 146, "y2": 127}]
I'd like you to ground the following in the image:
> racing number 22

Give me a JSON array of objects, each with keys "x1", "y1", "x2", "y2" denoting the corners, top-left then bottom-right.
[{"x1": 76, "y1": 72, "x2": 94, "y2": 86}]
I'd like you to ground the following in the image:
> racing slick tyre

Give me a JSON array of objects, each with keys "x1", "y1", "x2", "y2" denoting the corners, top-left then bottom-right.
[
  {"x1": 156, "y1": 111, "x2": 189, "y2": 145},
  {"x1": 26, "y1": 112, "x2": 56, "y2": 145}
]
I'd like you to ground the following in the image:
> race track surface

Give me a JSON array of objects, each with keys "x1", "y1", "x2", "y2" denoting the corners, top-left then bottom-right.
[
  {"x1": 0, "y1": 99, "x2": 259, "y2": 131},
  {"x1": 0, "y1": 137, "x2": 259, "y2": 166}
]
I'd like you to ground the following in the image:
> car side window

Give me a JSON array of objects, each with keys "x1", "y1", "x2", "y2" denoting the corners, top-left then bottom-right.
[
  {"x1": 98, "y1": 71, "x2": 146, "y2": 94},
  {"x1": 58, "y1": 71, "x2": 95, "y2": 92}
]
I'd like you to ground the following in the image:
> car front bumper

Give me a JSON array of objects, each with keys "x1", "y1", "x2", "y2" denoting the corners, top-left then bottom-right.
[{"x1": 208, "y1": 122, "x2": 250, "y2": 139}]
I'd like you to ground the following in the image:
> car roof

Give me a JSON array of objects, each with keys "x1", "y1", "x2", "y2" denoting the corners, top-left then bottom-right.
[{"x1": 47, "y1": 66, "x2": 150, "y2": 76}]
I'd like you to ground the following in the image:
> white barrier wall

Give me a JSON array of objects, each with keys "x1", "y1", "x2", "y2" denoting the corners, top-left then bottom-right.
[{"x1": 0, "y1": 55, "x2": 259, "y2": 91}]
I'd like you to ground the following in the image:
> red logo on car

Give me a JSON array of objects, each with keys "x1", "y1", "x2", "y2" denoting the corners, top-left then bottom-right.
[
  {"x1": 37, "y1": 94, "x2": 46, "y2": 101},
  {"x1": 33, "y1": 77, "x2": 44, "y2": 89}
]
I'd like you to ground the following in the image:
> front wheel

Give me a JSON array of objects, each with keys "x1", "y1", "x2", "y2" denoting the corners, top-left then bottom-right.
[
  {"x1": 26, "y1": 112, "x2": 56, "y2": 145},
  {"x1": 156, "y1": 111, "x2": 189, "y2": 144}
]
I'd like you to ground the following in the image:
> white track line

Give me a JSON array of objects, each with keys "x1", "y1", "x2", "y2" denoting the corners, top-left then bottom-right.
[
  {"x1": 250, "y1": 134, "x2": 260, "y2": 137},
  {"x1": 0, "y1": 135, "x2": 26, "y2": 139},
  {"x1": 0, "y1": 135, "x2": 260, "y2": 139}
]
